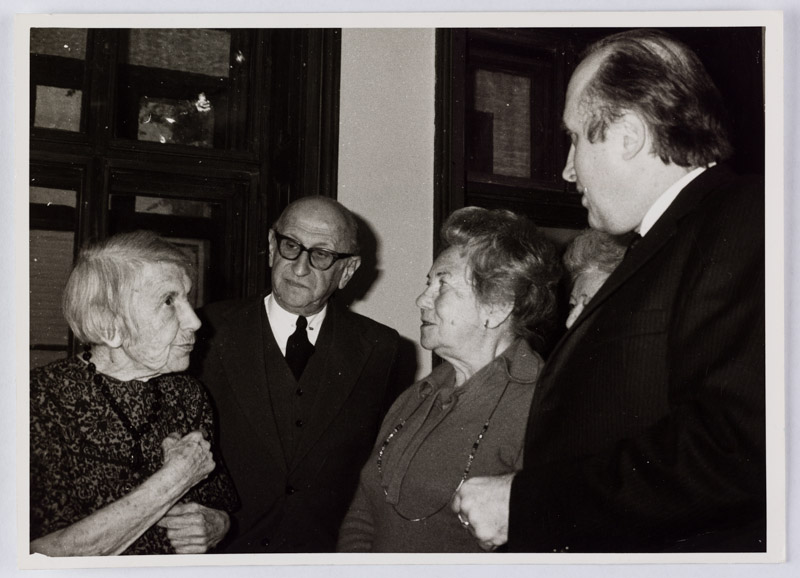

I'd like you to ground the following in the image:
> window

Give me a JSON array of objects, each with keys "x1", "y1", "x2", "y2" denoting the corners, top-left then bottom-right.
[
  {"x1": 116, "y1": 29, "x2": 244, "y2": 149},
  {"x1": 435, "y1": 28, "x2": 587, "y2": 242},
  {"x1": 29, "y1": 28, "x2": 341, "y2": 367},
  {"x1": 30, "y1": 28, "x2": 88, "y2": 133}
]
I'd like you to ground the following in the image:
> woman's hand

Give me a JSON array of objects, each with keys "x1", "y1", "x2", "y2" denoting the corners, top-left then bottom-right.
[
  {"x1": 30, "y1": 432, "x2": 218, "y2": 557},
  {"x1": 156, "y1": 502, "x2": 230, "y2": 553},
  {"x1": 451, "y1": 473, "x2": 515, "y2": 551},
  {"x1": 160, "y1": 431, "x2": 215, "y2": 492}
]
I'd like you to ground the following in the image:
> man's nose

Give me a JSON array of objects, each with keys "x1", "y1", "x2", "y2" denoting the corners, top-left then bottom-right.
[
  {"x1": 291, "y1": 251, "x2": 312, "y2": 276},
  {"x1": 562, "y1": 144, "x2": 577, "y2": 183}
]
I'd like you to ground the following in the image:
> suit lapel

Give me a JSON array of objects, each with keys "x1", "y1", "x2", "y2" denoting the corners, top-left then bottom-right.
[
  {"x1": 218, "y1": 297, "x2": 288, "y2": 474},
  {"x1": 576, "y1": 216, "x2": 677, "y2": 323},
  {"x1": 289, "y1": 303, "x2": 370, "y2": 471},
  {"x1": 542, "y1": 165, "x2": 732, "y2": 381}
]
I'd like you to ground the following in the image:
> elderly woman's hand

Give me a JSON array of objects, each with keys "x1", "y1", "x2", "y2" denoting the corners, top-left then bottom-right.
[
  {"x1": 160, "y1": 431, "x2": 216, "y2": 492},
  {"x1": 29, "y1": 431, "x2": 220, "y2": 557},
  {"x1": 156, "y1": 502, "x2": 230, "y2": 553},
  {"x1": 451, "y1": 473, "x2": 515, "y2": 551}
]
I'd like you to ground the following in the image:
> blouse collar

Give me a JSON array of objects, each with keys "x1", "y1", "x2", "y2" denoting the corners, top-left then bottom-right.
[{"x1": 416, "y1": 338, "x2": 541, "y2": 401}]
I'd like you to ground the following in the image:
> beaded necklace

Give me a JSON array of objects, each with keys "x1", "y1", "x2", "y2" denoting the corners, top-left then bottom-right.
[
  {"x1": 83, "y1": 346, "x2": 162, "y2": 473},
  {"x1": 376, "y1": 379, "x2": 510, "y2": 522}
]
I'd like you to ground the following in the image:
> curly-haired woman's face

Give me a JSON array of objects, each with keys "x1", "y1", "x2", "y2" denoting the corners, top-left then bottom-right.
[
  {"x1": 415, "y1": 247, "x2": 487, "y2": 364},
  {"x1": 120, "y1": 262, "x2": 201, "y2": 379}
]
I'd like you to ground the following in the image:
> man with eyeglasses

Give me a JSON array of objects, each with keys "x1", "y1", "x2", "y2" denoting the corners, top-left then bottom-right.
[{"x1": 195, "y1": 196, "x2": 403, "y2": 553}]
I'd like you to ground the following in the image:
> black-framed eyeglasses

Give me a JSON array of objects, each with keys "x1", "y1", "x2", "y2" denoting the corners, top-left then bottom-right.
[{"x1": 272, "y1": 230, "x2": 355, "y2": 271}]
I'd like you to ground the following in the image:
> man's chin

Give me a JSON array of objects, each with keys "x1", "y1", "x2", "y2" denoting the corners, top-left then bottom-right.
[
  {"x1": 587, "y1": 215, "x2": 612, "y2": 234},
  {"x1": 274, "y1": 290, "x2": 314, "y2": 310}
]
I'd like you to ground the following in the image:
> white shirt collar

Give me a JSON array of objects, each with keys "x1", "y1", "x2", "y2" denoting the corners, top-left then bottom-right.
[
  {"x1": 638, "y1": 164, "x2": 714, "y2": 237},
  {"x1": 264, "y1": 293, "x2": 327, "y2": 355}
]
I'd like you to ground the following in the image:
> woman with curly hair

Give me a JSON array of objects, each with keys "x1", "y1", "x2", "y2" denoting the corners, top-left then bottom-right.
[{"x1": 338, "y1": 207, "x2": 561, "y2": 552}]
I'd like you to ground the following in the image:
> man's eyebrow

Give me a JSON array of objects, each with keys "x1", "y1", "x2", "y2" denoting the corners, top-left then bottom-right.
[{"x1": 282, "y1": 233, "x2": 336, "y2": 251}]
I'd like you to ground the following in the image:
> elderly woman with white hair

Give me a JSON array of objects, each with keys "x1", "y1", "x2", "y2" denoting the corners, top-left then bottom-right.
[
  {"x1": 562, "y1": 228, "x2": 628, "y2": 329},
  {"x1": 30, "y1": 231, "x2": 238, "y2": 556},
  {"x1": 337, "y1": 207, "x2": 561, "y2": 552}
]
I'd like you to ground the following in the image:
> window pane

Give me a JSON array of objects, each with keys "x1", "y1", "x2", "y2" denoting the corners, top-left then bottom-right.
[
  {"x1": 30, "y1": 229, "x2": 74, "y2": 362},
  {"x1": 127, "y1": 29, "x2": 231, "y2": 77},
  {"x1": 472, "y1": 69, "x2": 531, "y2": 178},
  {"x1": 31, "y1": 28, "x2": 88, "y2": 133},
  {"x1": 30, "y1": 28, "x2": 87, "y2": 60},
  {"x1": 34, "y1": 86, "x2": 82, "y2": 131},
  {"x1": 134, "y1": 196, "x2": 214, "y2": 218},
  {"x1": 30, "y1": 186, "x2": 77, "y2": 208},
  {"x1": 137, "y1": 95, "x2": 215, "y2": 147},
  {"x1": 30, "y1": 185, "x2": 78, "y2": 231},
  {"x1": 117, "y1": 29, "x2": 235, "y2": 148}
]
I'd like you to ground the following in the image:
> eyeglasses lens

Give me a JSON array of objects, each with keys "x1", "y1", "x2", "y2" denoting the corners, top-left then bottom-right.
[
  {"x1": 278, "y1": 238, "x2": 335, "y2": 270},
  {"x1": 309, "y1": 250, "x2": 334, "y2": 270}
]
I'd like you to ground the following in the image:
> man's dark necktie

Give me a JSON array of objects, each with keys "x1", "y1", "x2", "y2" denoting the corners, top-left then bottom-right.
[{"x1": 285, "y1": 316, "x2": 314, "y2": 380}]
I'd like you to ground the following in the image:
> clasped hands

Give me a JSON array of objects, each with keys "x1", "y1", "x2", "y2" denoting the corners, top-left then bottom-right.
[
  {"x1": 450, "y1": 472, "x2": 515, "y2": 551},
  {"x1": 157, "y1": 431, "x2": 229, "y2": 553}
]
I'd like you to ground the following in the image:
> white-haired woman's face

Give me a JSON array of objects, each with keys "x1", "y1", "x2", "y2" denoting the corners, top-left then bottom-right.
[
  {"x1": 120, "y1": 262, "x2": 201, "y2": 378},
  {"x1": 566, "y1": 267, "x2": 610, "y2": 329}
]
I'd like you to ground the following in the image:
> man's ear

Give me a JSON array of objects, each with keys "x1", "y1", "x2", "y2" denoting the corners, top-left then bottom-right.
[
  {"x1": 620, "y1": 111, "x2": 648, "y2": 161},
  {"x1": 338, "y1": 256, "x2": 362, "y2": 290},
  {"x1": 267, "y1": 229, "x2": 277, "y2": 268}
]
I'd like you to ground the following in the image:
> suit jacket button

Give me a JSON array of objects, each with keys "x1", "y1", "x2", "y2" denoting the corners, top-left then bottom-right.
[
  {"x1": 285, "y1": 485, "x2": 296, "y2": 495},
  {"x1": 295, "y1": 419, "x2": 304, "y2": 427},
  {"x1": 262, "y1": 537, "x2": 270, "y2": 548}
]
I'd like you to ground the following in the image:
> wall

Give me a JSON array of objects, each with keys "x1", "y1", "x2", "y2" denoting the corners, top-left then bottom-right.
[{"x1": 337, "y1": 29, "x2": 436, "y2": 380}]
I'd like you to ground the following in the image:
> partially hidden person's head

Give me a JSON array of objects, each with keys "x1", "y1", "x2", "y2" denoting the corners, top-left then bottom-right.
[
  {"x1": 268, "y1": 196, "x2": 362, "y2": 316},
  {"x1": 415, "y1": 206, "x2": 561, "y2": 361},
  {"x1": 562, "y1": 228, "x2": 627, "y2": 329},
  {"x1": 561, "y1": 28, "x2": 733, "y2": 235},
  {"x1": 63, "y1": 230, "x2": 201, "y2": 377}
]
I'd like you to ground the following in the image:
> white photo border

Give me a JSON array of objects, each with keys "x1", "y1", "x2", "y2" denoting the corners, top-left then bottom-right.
[{"x1": 11, "y1": 7, "x2": 789, "y2": 576}]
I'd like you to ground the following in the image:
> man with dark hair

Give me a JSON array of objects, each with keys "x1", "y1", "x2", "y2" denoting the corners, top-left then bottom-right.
[
  {"x1": 452, "y1": 29, "x2": 766, "y2": 553},
  {"x1": 196, "y1": 196, "x2": 403, "y2": 553},
  {"x1": 580, "y1": 29, "x2": 734, "y2": 168}
]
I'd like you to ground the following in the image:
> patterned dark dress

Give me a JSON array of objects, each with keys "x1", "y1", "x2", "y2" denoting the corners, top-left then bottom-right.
[{"x1": 30, "y1": 356, "x2": 239, "y2": 555}]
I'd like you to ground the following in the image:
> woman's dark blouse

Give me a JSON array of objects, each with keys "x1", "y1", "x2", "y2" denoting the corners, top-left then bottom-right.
[{"x1": 30, "y1": 356, "x2": 239, "y2": 555}]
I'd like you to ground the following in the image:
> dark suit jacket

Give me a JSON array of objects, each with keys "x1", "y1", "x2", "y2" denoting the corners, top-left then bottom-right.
[
  {"x1": 509, "y1": 165, "x2": 766, "y2": 552},
  {"x1": 195, "y1": 295, "x2": 402, "y2": 553}
]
